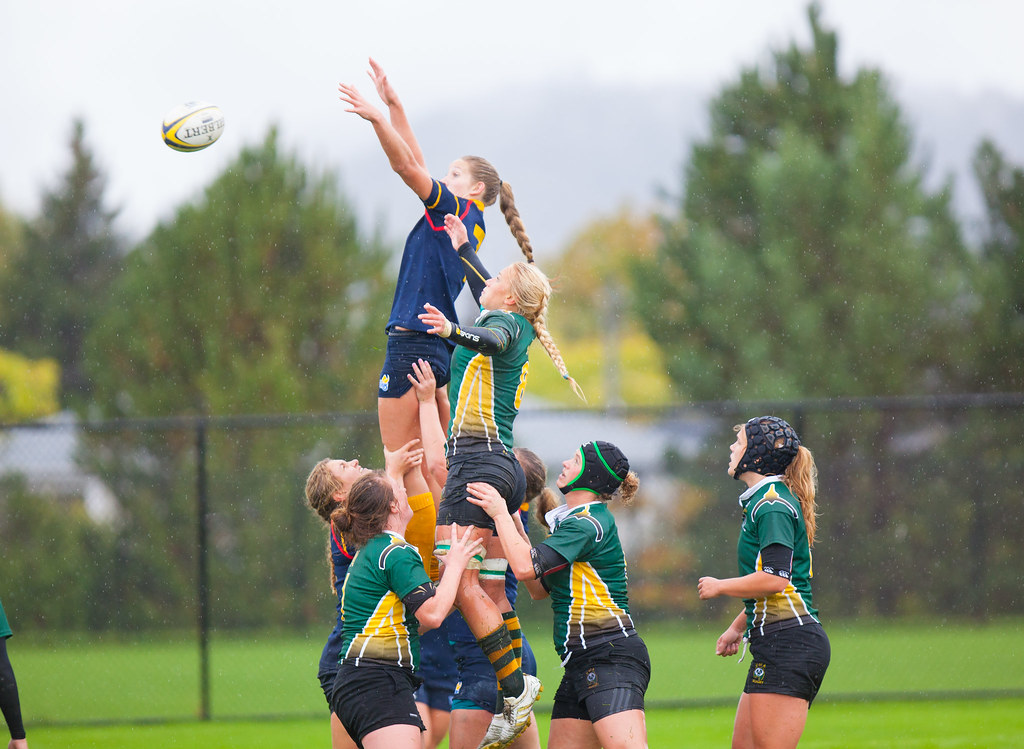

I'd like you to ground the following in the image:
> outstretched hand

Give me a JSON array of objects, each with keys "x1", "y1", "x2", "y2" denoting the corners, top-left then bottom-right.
[
  {"x1": 338, "y1": 82, "x2": 381, "y2": 122},
  {"x1": 418, "y1": 303, "x2": 452, "y2": 337},
  {"x1": 407, "y1": 358, "x2": 437, "y2": 403},
  {"x1": 367, "y1": 57, "x2": 399, "y2": 108},
  {"x1": 444, "y1": 213, "x2": 469, "y2": 250},
  {"x1": 465, "y1": 482, "x2": 508, "y2": 520}
]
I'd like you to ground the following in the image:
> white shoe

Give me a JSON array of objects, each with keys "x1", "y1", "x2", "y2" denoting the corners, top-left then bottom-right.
[
  {"x1": 476, "y1": 711, "x2": 509, "y2": 749},
  {"x1": 478, "y1": 674, "x2": 542, "y2": 749}
]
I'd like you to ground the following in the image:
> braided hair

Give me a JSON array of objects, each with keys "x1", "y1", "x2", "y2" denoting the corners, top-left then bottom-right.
[{"x1": 505, "y1": 262, "x2": 585, "y2": 401}]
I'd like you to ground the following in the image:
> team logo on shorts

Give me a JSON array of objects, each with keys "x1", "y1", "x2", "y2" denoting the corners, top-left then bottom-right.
[
  {"x1": 379, "y1": 373, "x2": 390, "y2": 392},
  {"x1": 752, "y1": 662, "x2": 766, "y2": 685},
  {"x1": 585, "y1": 667, "x2": 599, "y2": 689}
]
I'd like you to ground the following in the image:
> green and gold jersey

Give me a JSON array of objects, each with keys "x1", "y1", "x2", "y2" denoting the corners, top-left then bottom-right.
[
  {"x1": 447, "y1": 308, "x2": 534, "y2": 454},
  {"x1": 539, "y1": 502, "x2": 636, "y2": 662},
  {"x1": 339, "y1": 530, "x2": 431, "y2": 670},
  {"x1": 737, "y1": 477, "x2": 819, "y2": 635}
]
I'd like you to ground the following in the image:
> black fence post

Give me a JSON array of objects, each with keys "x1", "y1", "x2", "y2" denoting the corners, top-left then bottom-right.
[{"x1": 196, "y1": 418, "x2": 211, "y2": 720}]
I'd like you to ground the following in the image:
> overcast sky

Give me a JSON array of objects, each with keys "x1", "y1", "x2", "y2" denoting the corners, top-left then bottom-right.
[{"x1": 2, "y1": 0, "x2": 1021, "y2": 240}]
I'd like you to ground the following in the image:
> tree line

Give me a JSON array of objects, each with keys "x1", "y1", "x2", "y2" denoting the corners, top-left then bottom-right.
[{"x1": 0, "y1": 5, "x2": 1021, "y2": 630}]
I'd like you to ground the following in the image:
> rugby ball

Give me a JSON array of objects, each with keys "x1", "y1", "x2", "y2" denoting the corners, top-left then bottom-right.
[{"x1": 161, "y1": 101, "x2": 225, "y2": 152}]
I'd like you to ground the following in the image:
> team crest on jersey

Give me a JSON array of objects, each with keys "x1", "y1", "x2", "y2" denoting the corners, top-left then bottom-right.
[{"x1": 379, "y1": 373, "x2": 390, "y2": 392}]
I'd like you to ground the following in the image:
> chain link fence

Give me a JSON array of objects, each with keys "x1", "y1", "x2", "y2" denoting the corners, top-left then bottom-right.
[{"x1": 1, "y1": 393, "x2": 1022, "y2": 722}]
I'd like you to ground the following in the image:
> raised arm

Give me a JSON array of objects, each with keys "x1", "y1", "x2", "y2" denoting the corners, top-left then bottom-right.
[
  {"x1": 414, "y1": 524, "x2": 484, "y2": 630},
  {"x1": 465, "y1": 482, "x2": 536, "y2": 580},
  {"x1": 338, "y1": 81, "x2": 433, "y2": 200},
  {"x1": 407, "y1": 359, "x2": 449, "y2": 488},
  {"x1": 368, "y1": 57, "x2": 426, "y2": 170},
  {"x1": 445, "y1": 213, "x2": 490, "y2": 304}
]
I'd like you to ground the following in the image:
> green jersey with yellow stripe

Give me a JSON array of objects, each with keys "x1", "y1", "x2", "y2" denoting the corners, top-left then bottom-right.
[
  {"x1": 539, "y1": 502, "x2": 636, "y2": 662},
  {"x1": 737, "y1": 477, "x2": 820, "y2": 636},
  {"x1": 339, "y1": 530, "x2": 430, "y2": 670},
  {"x1": 447, "y1": 308, "x2": 533, "y2": 455}
]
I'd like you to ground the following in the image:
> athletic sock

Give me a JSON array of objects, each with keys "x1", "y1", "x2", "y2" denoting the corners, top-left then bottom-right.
[
  {"x1": 502, "y1": 611, "x2": 524, "y2": 668},
  {"x1": 478, "y1": 623, "x2": 525, "y2": 697}
]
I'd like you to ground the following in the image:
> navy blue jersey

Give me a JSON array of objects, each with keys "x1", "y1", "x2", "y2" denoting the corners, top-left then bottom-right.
[
  {"x1": 386, "y1": 179, "x2": 486, "y2": 335},
  {"x1": 318, "y1": 524, "x2": 355, "y2": 676}
]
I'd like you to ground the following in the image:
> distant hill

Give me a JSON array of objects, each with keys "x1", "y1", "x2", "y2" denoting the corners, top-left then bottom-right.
[{"x1": 328, "y1": 82, "x2": 1024, "y2": 265}]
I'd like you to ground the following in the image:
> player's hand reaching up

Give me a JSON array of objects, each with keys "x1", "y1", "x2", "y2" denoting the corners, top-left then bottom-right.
[
  {"x1": 444, "y1": 213, "x2": 469, "y2": 250},
  {"x1": 368, "y1": 57, "x2": 399, "y2": 108},
  {"x1": 407, "y1": 358, "x2": 437, "y2": 403},
  {"x1": 338, "y1": 82, "x2": 382, "y2": 123},
  {"x1": 419, "y1": 303, "x2": 453, "y2": 338}
]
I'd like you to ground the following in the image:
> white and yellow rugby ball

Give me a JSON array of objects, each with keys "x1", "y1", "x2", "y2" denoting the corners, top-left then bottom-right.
[{"x1": 161, "y1": 101, "x2": 225, "y2": 152}]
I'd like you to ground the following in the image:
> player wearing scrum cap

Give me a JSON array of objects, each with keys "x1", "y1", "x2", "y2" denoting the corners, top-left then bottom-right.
[
  {"x1": 466, "y1": 441, "x2": 651, "y2": 749},
  {"x1": 697, "y1": 416, "x2": 831, "y2": 749}
]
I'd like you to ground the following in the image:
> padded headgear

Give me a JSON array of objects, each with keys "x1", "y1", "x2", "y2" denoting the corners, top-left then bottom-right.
[
  {"x1": 559, "y1": 441, "x2": 630, "y2": 496},
  {"x1": 733, "y1": 416, "x2": 801, "y2": 479}
]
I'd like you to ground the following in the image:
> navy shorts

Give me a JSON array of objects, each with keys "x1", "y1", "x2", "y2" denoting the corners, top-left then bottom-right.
[
  {"x1": 451, "y1": 633, "x2": 538, "y2": 712},
  {"x1": 378, "y1": 330, "x2": 452, "y2": 399},
  {"x1": 414, "y1": 618, "x2": 458, "y2": 712},
  {"x1": 318, "y1": 669, "x2": 336, "y2": 708},
  {"x1": 551, "y1": 636, "x2": 651, "y2": 722},
  {"x1": 745, "y1": 622, "x2": 830, "y2": 704},
  {"x1": 331, "y1": 662, "x2": 424, "y2": 746},
  {"x1": 438, "y1": 451, "x2": 526, "y2": 532}
]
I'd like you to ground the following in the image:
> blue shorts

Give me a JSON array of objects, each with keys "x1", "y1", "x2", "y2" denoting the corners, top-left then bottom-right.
[
  {"x1": 438, "y1": 451, "x2": 526, "y2": 532},
  {"x1": 414, "y1": 617, "x2": 458, "y2": 712},
  {"x1": 450, "y1": 633, "x2": 538, "y2": 712},
  {"x1": 378, "y1": 330, "x2": 452, "y2": 398}
]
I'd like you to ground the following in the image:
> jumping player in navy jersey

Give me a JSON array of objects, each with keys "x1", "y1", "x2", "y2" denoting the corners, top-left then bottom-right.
[
  {"x1": 417, "y1": 213, "x2": 583, "y2": 747},
  {"x1": 698, "y1": 416, "x2": 830, "y2": 749},
  {"x1": 338, "y1": 58, "x2": 539, "y2": 512}
]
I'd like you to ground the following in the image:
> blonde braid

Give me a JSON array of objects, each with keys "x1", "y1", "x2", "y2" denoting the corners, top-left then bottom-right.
[
  {"x1": 498, "y1": 181, "x2": 535, "y2": 263},
  {"x1": 531, "y1": 302, "x2": 586, "y2": 402}
]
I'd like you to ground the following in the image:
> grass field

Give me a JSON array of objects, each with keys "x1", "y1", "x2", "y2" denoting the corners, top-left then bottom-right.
[{"x1": 7, "y1": 619, "x2": 1024, "y2": 746}]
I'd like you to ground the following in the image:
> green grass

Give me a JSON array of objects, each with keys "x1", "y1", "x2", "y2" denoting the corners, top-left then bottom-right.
[
  {"x1": 20, "y1": 699, "x2": 1024, "y2": 748},
  {"x1": 6, "y1": 619, "x2": 1024, "y2": 746}
]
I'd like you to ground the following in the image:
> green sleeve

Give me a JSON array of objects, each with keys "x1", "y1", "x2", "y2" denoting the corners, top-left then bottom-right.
[
  {"x1": 386, "y1": 545, "x2": 432, "y2": 601},
  {"x1": 541, "y1": 515, "x2": 597, "y2": 564},
  {"x1": 754, "y1": 508, "x2": 796, "y2": 550}
]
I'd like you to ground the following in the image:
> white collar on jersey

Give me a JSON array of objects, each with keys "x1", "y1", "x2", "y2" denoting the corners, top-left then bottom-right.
[{"x1": 737, "y1": 475, "x2": 785, "y2": 508}]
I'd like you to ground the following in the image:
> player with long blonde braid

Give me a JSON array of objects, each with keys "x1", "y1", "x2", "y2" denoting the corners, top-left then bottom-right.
[{"x1": 418, "y1": 213, "x2": 582, "y2": 748}]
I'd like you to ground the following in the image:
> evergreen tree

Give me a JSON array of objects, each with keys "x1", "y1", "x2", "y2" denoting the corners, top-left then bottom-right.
[
  {"x1": 971, "y1": 139, "x2": 1024, "y2": 391},
  {"x1": 78, "y1": 129, "x2": 392, "y2": 628},
  {"x1": 633, "y1": 3, "x2": 968, "y2": 401},
  {"x1": 85, "y1": 127, "x2": 390, "y2": 417},
  {"x1": 0, "y1": 120, "x2": 123, "y2": 408}
]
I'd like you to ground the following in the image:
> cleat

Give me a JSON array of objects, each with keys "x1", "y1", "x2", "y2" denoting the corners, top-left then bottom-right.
[{"x1": 478, "y1": 674, "x2": 542, "y2": 749}]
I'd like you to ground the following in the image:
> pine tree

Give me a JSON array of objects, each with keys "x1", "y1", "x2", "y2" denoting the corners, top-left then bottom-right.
[{"x1": 0, "y1": 120, "x2": 122, "y2": 408}]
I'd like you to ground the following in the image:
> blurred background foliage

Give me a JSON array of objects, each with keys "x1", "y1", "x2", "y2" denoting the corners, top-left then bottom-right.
[{"x1": 1, "y1": 5, "x2": 1022, "y2": 633}]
